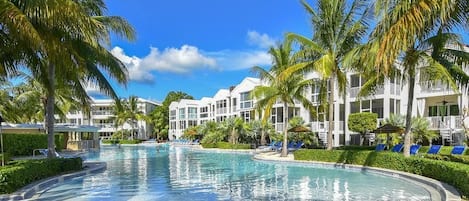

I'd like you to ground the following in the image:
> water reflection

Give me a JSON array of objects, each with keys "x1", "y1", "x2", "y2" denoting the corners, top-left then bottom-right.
[{"x1": 36, "y1": 146, "x2": 431, "y2": 201}]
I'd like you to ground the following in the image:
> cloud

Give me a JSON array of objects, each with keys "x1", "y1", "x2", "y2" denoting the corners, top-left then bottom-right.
[
  {"x1": 209, "y1": 50, "x2": 271, "y2": 71},
  {"x1": 247, "y1": 30, "x2": 276, "y2": 49},
  {"x1": 110, "y1": 31, "x2": 275, "y2": 83},
  {"x1": 110, "y1": 45, "x2": 217, "y2": 83}
]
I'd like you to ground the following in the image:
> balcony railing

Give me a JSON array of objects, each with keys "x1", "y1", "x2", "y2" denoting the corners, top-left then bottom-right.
[
  {"x1": 427, "y1": 116, "x2": 462, "y2": 130},
  {"x1": 420, "y1": 82, "x2": 454, "y2": 93},
  {"x1": 92, "y1": 111, "x2": 114, "y2": 116}
]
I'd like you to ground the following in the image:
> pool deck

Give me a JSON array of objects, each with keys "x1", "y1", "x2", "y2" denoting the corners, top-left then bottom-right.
[{"x1": 253, "y1": 151, "x2": 462, "y2": 201}]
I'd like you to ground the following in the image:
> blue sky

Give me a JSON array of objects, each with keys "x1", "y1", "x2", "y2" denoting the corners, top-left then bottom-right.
[{"x1": 98, "y1": 0, "x2": 311, "y2": 101}]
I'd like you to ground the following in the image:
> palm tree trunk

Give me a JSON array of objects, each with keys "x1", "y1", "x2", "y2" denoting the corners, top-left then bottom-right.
[
  {"x1": 327, "y1": 76, "x2": 335, "y2": 150},
  {"x1": 281, "y1": 102, "x2": 289, "y2": 157},
  {"x1": 260, "y1": 129, "x2": 266, "y2": 145},
  {"x1": 46, "y1": 63, "x2": 56, "y2": 158},
  {"x1": 403, "y1": 74, "x2": 415, "y2": 157}
]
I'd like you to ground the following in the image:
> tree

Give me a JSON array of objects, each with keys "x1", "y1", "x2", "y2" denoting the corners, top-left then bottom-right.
[
  {"x1": 220, "y1": 117, "x2": 245, "y2": 144},
  {"x1": 247, "y1": 120, "x2": 274, "y2": 145},
  {"x1": 149, "y1": 91, "x2": 193, "y2": 140},
  {"x1": 285, "y1": 0, "x2": 371, "y2": 150},
  {"x1": 411, "y1": 117, "x2": 438, "y2": 145},
  {"x1": 113, "y1": 96, "x2": 146, "y2": 140},
  {"x1": 0, "y1": 1, "x2": 135, "y2": 158},
  {"x1": 348, "y1": 113, "x2": 378, "y2": 145},
  {"x1": 252, "y1": 39, "x2": 315, "y2": 157},
  {"x1": 369, "y1": 1, "x2": 469, "y2": 157}
]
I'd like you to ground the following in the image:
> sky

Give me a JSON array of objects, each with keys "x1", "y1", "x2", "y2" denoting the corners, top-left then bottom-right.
[{"x1": 95, "y1": 0, "x2": 311, "y2": 102}]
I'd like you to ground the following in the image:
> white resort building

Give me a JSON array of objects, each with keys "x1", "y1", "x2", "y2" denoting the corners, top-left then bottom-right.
[
  {"x1": 58, "y1": 97, "x2": 159, "y2": 140},
  {"x1": 169, "y1": 66, "x2": 469, "y2": 146}
]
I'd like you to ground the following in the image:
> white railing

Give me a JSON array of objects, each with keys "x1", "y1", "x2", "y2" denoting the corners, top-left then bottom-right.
[
  {"x1": 216, "y1": 108, "x2": 227, "y2": 114},
  {"x1": 420, "y1": 82, "x2": 453, "y2": 93},
  {"x1": 426, "y1": 116, "x2": 462, "y2": 129},
  {"x1": 92, "y1": 111, "x2": 113, "y2": 115}
]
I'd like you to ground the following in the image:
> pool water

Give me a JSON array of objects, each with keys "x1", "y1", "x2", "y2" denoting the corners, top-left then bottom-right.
[{"x1": 35, "y1": 145, "x2": 431, "y2": 200}]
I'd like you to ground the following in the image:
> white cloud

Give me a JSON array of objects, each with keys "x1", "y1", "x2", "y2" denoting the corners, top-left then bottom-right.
[
  {"x1": 111, "y1": 45, "x2": 217, "y2": 83},
  {"x1": 210, "y1": 50, "x2": 271, "y2": 71},
  {"x1": 110, "y1": 31, "x2": 275, "y2": 83},
  {"x1": 247, "y1": 30, "x2": 276, "y2": 49}
]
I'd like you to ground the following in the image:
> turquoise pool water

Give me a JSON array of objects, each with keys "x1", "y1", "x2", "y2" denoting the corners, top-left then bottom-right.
[{"x1": 35, "y1": 145, "x2": 431, "y2": 200}]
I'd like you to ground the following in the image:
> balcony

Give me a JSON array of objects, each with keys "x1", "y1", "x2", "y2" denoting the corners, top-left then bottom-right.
[
  {"x1": 350, "y1": 87, "x2": 384, "y2": 98},
  {"x1": 426, "y1": 116, "x2": 462, "y2": 130},
  {"x1": 420, "y1": 82, "x2": 454, "y2": 94}
]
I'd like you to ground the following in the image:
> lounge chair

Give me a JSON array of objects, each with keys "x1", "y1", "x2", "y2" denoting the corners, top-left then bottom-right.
[
  {"x1": 427, "y1": 145, "x2": 442, "y2": 154},
  {"x1": 375, "y1": 144, "x2": 386, "y2": 152},
  {"x1": 191, "y1": 139, "x2": 200, "y2": 145},
  {"x1": 410, "y1": 144, "x2": 421, "y2": 155},
  {"x1": 33, "y1": 149, "x2": 61, "y2": 157},
  {"x1": 451, "y1": 145, "x2": 466, "y2": 155},
  {"x1": 288, "y1": 141, "x2": 304, "y2": 152},
  {"x1": 391, "y1": 144, "x2": 404, "y2": 152},
  {"x1": 274, "y1": 142, "x2": 283, "y2": 152}
]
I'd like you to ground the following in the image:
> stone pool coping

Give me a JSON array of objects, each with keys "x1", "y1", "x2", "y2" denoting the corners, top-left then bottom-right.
[
  {"x1": 0, "y1": 162, "x2": 106, "y2": 201},
  {"x1": 253, "y1": 152, "x2": 461, "y2": 201}
]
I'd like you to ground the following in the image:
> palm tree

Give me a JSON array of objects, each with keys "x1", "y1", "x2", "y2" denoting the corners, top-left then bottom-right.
[
  {"x1": 369, "y1": 0, "x2": 469, "y2": 156},
  {"x1": 220, "y1": 117, "x2": 245, "y2": 144},
  {"x1": 1, "y1": 1, "x2": 135, "y2": 158},
  {"x1": 252, "y1": 40, "x2": 315, "y2": 157},
  {"x1": 285, "y1": 0, "x2": 371, "y2": 150},
  {"x1": 125, "y1": 96, "x2": 146, "y2": 140}
]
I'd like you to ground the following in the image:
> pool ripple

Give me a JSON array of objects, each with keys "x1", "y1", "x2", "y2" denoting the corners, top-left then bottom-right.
[{"x1": 35, "y1": 146, "x2": 432, "y2": 201}]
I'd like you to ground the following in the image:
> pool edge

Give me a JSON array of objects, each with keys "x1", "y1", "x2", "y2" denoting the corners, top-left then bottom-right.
[
  {"x1": 253, "y1": 152, "x2": 461, "y2": 201},
  {"x1": 0, "y1": 161, "x2": 107, "y2": 201}
]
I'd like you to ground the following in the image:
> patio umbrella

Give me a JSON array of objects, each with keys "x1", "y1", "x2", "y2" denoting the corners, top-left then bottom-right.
[
  {"x1": 372, "y1": 124, "x2": 404, "y2": 148},
  {"x1": 288, "y1": 125, "x2": 311, "y2": 133}
]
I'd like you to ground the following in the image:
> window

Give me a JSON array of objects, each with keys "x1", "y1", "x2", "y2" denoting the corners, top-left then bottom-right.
[
  {"x1": 350, "y1": 101, "x2": 359, "y2": 114},
  {"x1": 188, "y1": 120, "x2": 197, "y2": 127},
  {"x1": 339, "y1": 104, "x2": 345, "y2": 121},
  {"x1": 372, "y1": 99, "x2": 384, "y2": 118},
  {"x1": 179, "y1": 121, "x2": 186, "y2": 130},
  {"x1": 188, "y1": 107, "x2": 197, "y2": 119},
  {"x1": 361, "y1": 100, "x2": 370, "y2": 112},
  {"x1": 450, "y1": 105, "x2": 459, "y2": 115},
  {"x1": 351, "y1": 74, "x2": 360, "y2": 87},
  {"x1": 179, "y1": 108, "x2": 185, "y2": 119},
  {"x1": 170, "y1": 110, "x2": 176, "y2": 120},
  {"x1": 240, "y1": 92, "x2": 253, "y2": 109},
  {"x1": 390, "y1": 98, "x2": 395, "y2": 114},
  {"x1": 428, "y1": 106, "x2": 438, "y2": 116}
]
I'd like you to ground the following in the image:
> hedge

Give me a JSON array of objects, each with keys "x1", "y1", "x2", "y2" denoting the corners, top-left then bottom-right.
[
  {"x1": 201, "y1": 142, "x2": 251, "y2": 149},
  {"x1": 0, "y1": 153, "x2": 11, "y2": 164},
  {"x1": 102, "y1": 139, "x2": 142, "y2": 144},
  {"x1": 423, "y1": 154, "x2": 469, "y2": 165},
  {"x1": 1, "y1": 133, "x2": 66, "y2": 156},
  {"x1": 0, "y1": 157, "x2": 83, "y2": 194},
  {"x1": 294, "y1": 149, "x2": 469, "y2": 198}
]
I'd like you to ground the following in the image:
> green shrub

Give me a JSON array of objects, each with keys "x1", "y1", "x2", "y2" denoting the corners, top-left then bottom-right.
[
  {"x1": 101, "y1": 139, "x2": 141, "y2": 144},
  {"x1": 1, "y1": 133, "x2": 66, "y2": 156},
  {"x1": 201, "y1": 143, "x2": 217, "y2": 148},
  {"x1": 216, "y1": 142, "x2": 251, "y2": 149},
  {"x1": 0, "y1": 157, "x2": 83, "y2": 194},
  {"x1": 0, "y1": 153, "x2": 11, "y2": 164},
  {"x1": 201, "y1": 142, "x2": 251, "y2": 149},
  {"x1": 419, "y1": 146, "x2": 468, "y2": 155},
  {"x1": 422, "y1": 154, "x2": 469, "y2": 165},
  {"x1": 294, "y1": 149, "x2": 469, "y2": 198},
  {"x1": 334, "y1": 145, "x2": 376, "y2": 151}
]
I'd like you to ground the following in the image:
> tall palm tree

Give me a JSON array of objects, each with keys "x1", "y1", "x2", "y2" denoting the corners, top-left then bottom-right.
[
  {"x1": 369, "y1": 0, "x2": 469, "y2": 156},
  {"x1": 252, "y1": 40, "x2": 315, "y2": 157},
  {"x1": 3, "y1": 1, "x2": 135, "y2": 158},
  {"x1": 125, "y1": 96, "x2": 146, "y2": 140},
  {"x1": 285, "y1": 0, "x2": 371, "y2": 150}
]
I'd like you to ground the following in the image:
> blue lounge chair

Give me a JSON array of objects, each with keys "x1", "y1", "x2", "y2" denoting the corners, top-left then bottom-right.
[
  {"x1": 410, "y1": 144, "x2": 421, "y2": 155},
  {"x1": 274, "y1": 142, "x2": 283, "y2": 152},
  {"x1": 427, "y1": 145, "x2": 442, "y2": 154},
  {"x1": 451, "y1": 145, "x2": 466, "y2": 155},
  {"x1": 288, "y1": 141, "x2": 304, "y2": 152},
  {"x1": 375, "y1": 144, "x2": 386, "y2": 152},
  {"x1": 391, "y1": 144, "x2": 404, "y2": 152}
]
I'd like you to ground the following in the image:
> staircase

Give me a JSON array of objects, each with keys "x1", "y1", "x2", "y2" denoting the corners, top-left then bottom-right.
[
  {"x1": 318, "y1": 132, "x2": 327, "y2": 147},
  {"x1": 440, "y1": 129, "x2": 453, "y2": 146}
]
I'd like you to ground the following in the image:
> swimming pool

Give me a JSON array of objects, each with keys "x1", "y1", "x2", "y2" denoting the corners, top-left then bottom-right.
[{"x1": 34, "y1": 145, "x2": 431, "y2": 200}]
